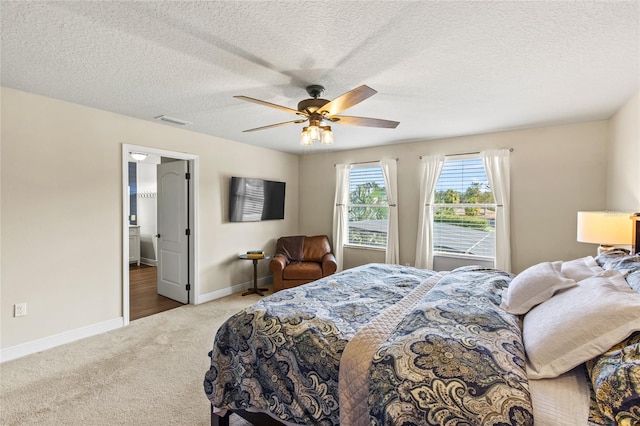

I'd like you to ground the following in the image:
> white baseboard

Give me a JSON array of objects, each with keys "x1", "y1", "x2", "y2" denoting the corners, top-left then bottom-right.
[
  {"x1": 140, "y1": 257, "x2": 157, "y2": 266},
  {"x1": 0, "y1": 317, "x2": 124, "y2": 363},
  {"x1": 197, "y1": 276, "x2": 273, "y2": 304},
  {"x1": 2, "y1": 275, "x2": 273, "y2": 361}
]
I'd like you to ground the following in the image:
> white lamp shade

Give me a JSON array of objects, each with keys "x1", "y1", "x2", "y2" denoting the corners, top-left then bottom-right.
[{"x1": 577, "y1": 211, "x2": 633, "y2": 245}]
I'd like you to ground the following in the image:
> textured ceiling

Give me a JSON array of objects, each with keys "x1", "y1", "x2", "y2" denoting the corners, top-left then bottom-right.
[{"x1": 1, "y1": 1, "x2": 639, "y2": 155}]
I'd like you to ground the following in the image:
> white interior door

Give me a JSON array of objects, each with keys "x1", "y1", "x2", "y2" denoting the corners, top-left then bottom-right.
[{"x1": 157, "y1": 160, "x2": 190, "y2": 304}]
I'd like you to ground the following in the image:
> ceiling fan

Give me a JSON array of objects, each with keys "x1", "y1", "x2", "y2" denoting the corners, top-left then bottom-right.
[{"x1": 234, "y1": 85, "x2": 399, "y2": 145}]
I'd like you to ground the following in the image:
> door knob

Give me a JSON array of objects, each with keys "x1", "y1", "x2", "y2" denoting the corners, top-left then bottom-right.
[{"x1": 156, "y1": 234, "x2": 161, "y2": 238}]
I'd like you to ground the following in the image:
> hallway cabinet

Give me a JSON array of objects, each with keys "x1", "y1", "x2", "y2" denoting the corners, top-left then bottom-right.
[{"x1": 129, "y1": 225, "x2": 140, "y2": 266}]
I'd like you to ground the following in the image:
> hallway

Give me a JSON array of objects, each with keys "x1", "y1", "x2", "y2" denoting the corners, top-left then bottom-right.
[{"x1": 129, "y1": 264, "x2": 183, "y2": 320}]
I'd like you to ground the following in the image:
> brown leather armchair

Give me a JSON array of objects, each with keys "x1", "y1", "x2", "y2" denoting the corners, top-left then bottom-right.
[{"x1": 270, "y1": 235, "x2": 337, "y2": 291}]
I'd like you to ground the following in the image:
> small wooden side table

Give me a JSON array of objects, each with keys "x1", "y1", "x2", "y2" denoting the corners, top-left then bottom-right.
[{"x1": 238, "y1": 254, "x2": 271, "y2": 296}]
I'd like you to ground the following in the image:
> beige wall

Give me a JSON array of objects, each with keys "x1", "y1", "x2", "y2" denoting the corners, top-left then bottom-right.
[
  {"x1": 2, "y1": 86, "x2": 634, "y2": 355},
  {"x1": 299, "y1": 121, "x2": 609, "y2": 273},
  {"x1": 607, "y1": 91, "x2": 640, "y2": 212},
  {"x1": 0, "y1": 88, "x2": 299, "y2": 349}
]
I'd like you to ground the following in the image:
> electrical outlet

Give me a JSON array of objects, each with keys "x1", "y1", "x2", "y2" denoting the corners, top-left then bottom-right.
[{"x1": 14, "y1": 303, "x2": 27, "y2": 317}]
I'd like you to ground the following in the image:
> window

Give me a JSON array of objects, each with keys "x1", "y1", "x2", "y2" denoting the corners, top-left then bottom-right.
[
  {"x1": 433, "y1": 157, "x2": 496, "y2": 259},
  {"x1": 347, "y1": 165, "x2": 389, "y2": 248}
]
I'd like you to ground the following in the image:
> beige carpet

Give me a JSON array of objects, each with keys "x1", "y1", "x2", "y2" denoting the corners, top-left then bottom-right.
[{"x1": 0, "y1": 290, "x2": 270, "y2": 426}]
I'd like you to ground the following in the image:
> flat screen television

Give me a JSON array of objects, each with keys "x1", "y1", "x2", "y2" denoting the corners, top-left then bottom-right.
[{"x1": 229, "y1": 177, "x2": 286, "y2": 222}]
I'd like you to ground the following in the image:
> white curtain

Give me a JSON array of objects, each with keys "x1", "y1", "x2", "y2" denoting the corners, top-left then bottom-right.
[
  {"x1": 380, "y1": 158, "x2": 399, "y2": 264},
  {"x1": 483, "y1": 149, "x2": 511, "y2": 272},
  {"x1": 332, "y1": 164, "x2": 349, "y2": 272},
  {"x1": 415, "y1": 155, "x2": 445, "y2": 269}
]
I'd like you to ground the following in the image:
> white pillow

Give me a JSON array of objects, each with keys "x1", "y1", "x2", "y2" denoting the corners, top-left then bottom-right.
[
  {"x1": 500, "y1": 261, "x2": 577, "y2": 315},
  {"x1": 560, "y1": 256, "x2": 603, "y2": 281},
  {"x1": 524, "y1": 269, "x2": 640, "y2": 379}
]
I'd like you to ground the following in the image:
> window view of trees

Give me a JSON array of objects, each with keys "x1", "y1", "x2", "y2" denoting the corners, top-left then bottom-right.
[
  {"x1": 347, "y1": 167, "x2": 388, "y2": 248},
  {"x1": 343, "y1": 159, "x2": 495, "y2": 256},
  {"x1": 433, "y1": 158, "x2": 496, "y2": 257},
  {"x1": 349, "y1": 182, "x2": 388, "y2": 219},
  {"x1": 434, "y1": 182, "x2": 495, "y2": 230}
]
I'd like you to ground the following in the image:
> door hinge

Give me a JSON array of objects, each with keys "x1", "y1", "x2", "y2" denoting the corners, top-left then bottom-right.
[
  {"x1": 185, "y1": 228, "x2": 191, "y2": 236},
  {"x1": 185, "y1": 172, "x2": 191, "y2": 180},
  {"x1": 186, "y1": 283, "x2": 191, "y2": 291}
]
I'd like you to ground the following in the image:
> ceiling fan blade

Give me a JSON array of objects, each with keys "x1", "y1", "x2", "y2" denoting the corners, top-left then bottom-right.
[
  {"x1": 242, "y1": 119, "x2": 307, "y2": 132},
  {"x1": 316, "y1": 85, "x2": 377, "y2": 116},
  {"x1": 234, "y1": 95, "x2": 303, "y2": 116},
  {"x1": 330, "y1": 115, "x2": 400, "y2": 129}
]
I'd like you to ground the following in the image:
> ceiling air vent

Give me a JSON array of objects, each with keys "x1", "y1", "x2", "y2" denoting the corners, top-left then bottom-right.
[{"x1": 154, "y1": 115, "x2": 192, "y2": 126}]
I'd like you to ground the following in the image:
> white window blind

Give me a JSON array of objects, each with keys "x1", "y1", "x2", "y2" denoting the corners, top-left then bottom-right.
[
  {"x1": 347, "y1": 165, "x2": 388, "y2": 248},
  {"x1": 433, "y1": 157, "x2": 496, "y2": 258}
]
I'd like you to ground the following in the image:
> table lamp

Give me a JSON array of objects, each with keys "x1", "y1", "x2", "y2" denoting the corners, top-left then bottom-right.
[{"x1": 577, "y1": 211, "x2": 633, "y2": 255}]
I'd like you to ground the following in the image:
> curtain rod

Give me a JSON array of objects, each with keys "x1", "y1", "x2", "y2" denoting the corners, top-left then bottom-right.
[
  {"x1": 334, "y1": 158, "x2": 399, "y2": 167},
  {"x1": 419, "y1": 148, "x2": 513, "y2": 159}
]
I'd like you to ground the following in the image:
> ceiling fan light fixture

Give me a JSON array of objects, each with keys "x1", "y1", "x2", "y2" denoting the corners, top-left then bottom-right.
[
  {"x1": 321, "y1": 126, "x2": 333, "y2": 145},
  {"x1": 235, "y1": 84, "x2": 399, "y2": 148},
  {"x1": 300, "y1": 127, "x2": 312, "y2": 146},
  {"x1": 308, "y1": 124, "x2": 320, "y2": 141}
]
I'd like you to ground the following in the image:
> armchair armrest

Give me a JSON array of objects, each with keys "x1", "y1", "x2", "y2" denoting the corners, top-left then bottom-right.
[
  {"x1": 321, "y1": 253, "x2": 337, "y2": 277},
  {"x1": 269, "y1": 255, "x2": 287, "y2": 274},
  {"x1": 270, "y1": 255, "x2": 288, "y2": 292}
]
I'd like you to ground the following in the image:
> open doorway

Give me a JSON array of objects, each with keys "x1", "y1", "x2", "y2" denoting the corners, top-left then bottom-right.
[
  {"x1": 122, "y1": 144, "x2": 199, "y2": 326},
  {"x1": 129, "y1": 264, "x2": 182, "y2": 320}
]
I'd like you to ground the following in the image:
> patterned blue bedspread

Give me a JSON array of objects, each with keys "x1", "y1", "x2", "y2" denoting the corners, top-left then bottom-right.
[
  {"x1": 203, "y1": 263, "x2": 533, "y2": 425},
  {"x1": 368, "y1": 266, "x2": 533, "y2": 425}
]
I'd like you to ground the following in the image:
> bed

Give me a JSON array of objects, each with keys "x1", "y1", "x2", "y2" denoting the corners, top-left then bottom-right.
[{"x1": 204, "y1": 250, "x2": 640, "y2": 425}]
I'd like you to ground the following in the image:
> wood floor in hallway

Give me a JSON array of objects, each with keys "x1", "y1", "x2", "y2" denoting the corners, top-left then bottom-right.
[{"x1": 129, "y1": 264, "x2": 183, "y2": 321}]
